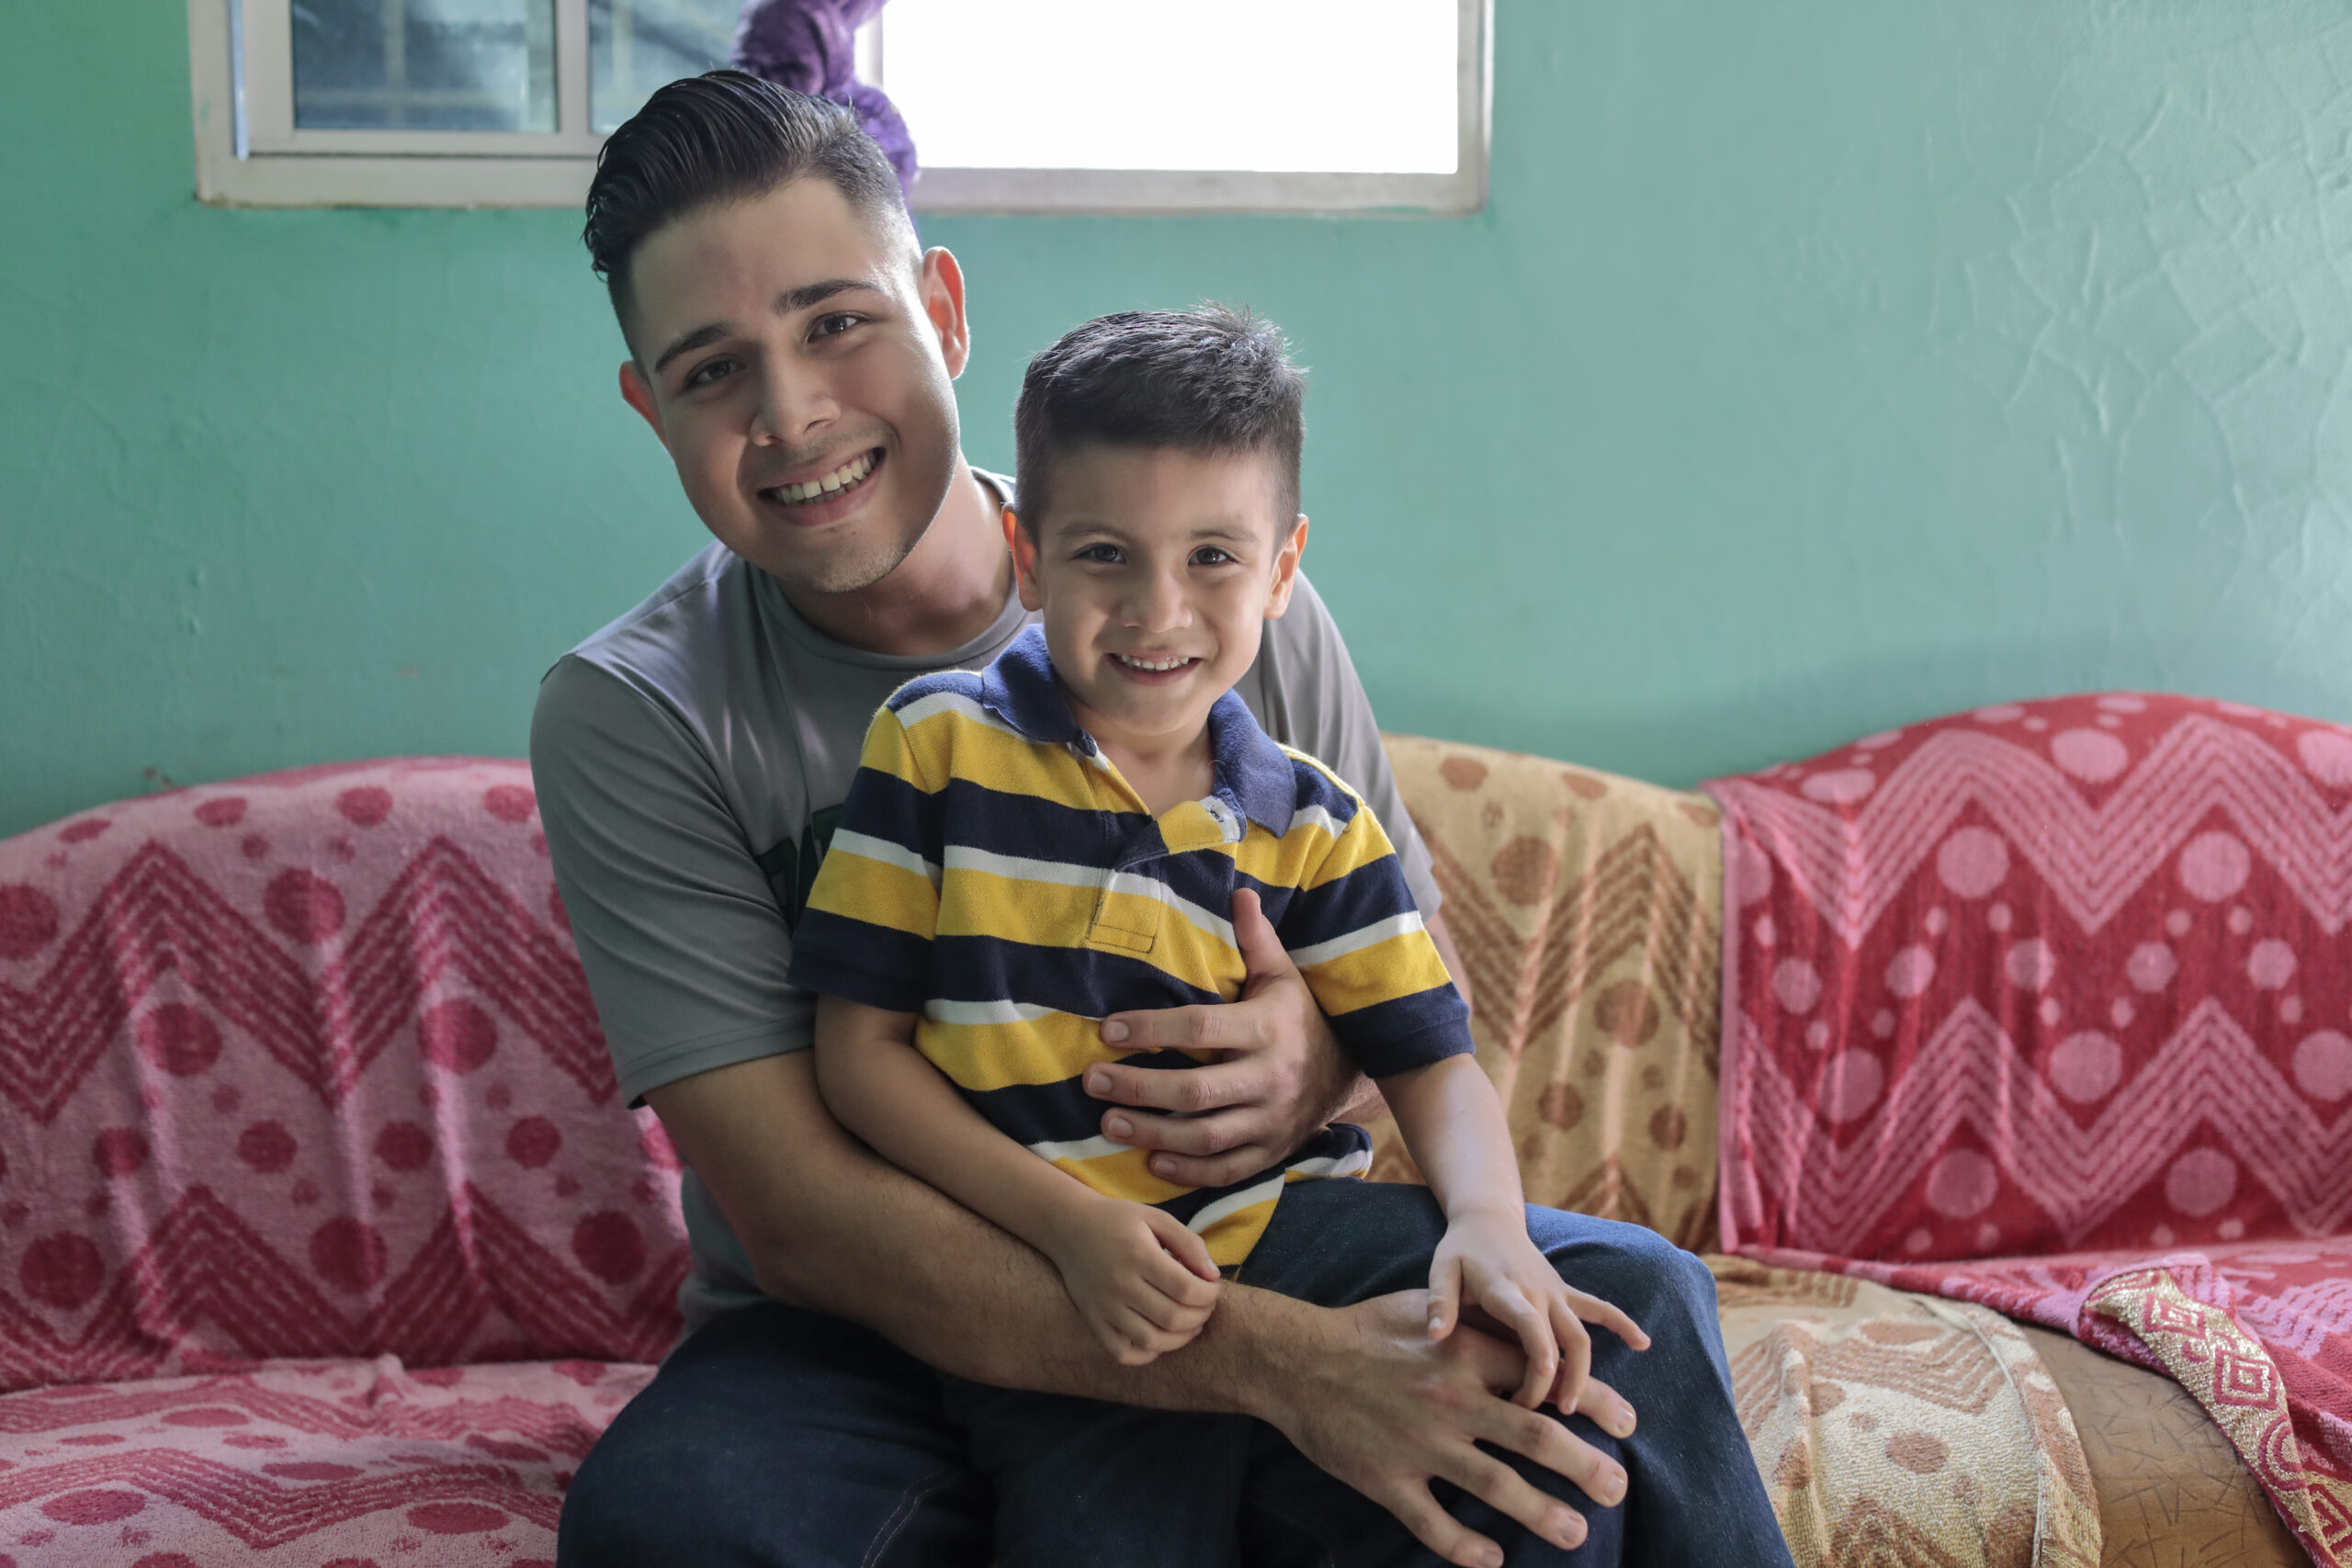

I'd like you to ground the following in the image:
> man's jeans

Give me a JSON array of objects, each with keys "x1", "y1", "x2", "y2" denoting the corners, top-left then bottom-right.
[{"x1": 556, "y1": 1181, "x2": 1793, "y2": 1567}]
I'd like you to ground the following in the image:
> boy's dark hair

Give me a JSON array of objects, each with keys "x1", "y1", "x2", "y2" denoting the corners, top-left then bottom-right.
[
  {"x1": 583, "y1": 70, "x2": 910, "y2": 338},
  {"x1": 1014, "y1": 306, "x2": 1306, "y2": 530}
]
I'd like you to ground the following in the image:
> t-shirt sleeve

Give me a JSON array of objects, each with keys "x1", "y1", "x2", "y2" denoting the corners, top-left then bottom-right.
[
  {"x1": 531, "y1": 654, "x2": 811, "y2": 1108},
  {"x1": 785, "y1": 704, "x2": 944, "y2": 1014},
  {"x1": 1276, "y1": 764, "x2": 1473, "y2": 1080},
  {"x1": 1253, "y1": 574, "x2": 1441, "y2": 920}
]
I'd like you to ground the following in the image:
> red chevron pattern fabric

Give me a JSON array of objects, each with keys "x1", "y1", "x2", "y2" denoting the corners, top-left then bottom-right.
[
  {"x1": 0, "y1": 1355, "x2": 651, "y2": 1563},
  {"x1": 0, "y1": 758, "x2": 687, "y2": 1386},
  {"x1": 1708, "y1": 694, "x2": 2352, "y2": 1566}
]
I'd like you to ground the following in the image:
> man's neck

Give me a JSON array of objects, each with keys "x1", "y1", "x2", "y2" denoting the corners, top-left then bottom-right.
[{"x1": 780, "y1": 457, "x2": 1012, "y2": 658}]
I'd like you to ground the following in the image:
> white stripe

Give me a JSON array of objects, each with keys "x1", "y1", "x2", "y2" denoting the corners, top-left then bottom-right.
[
  {"x1": 894, "y1": 687, "x2": 1019, "y2": 737},
  {"x1": 1285, "y1": 1147, "x2": 1374, "y2": 1179},
  {"x1": 1184, "y1": 1172, "x2": 1288, "y2": 1235},
  {"x1": 944, "y1": 844, "x2": 1102, "y2": 890},
  {"x1": 1105, "y1": 869, "x2": 1235, "y2": 947},
  {"x1": 923, "y1": 998, "x2": 1058, "y2": 1026},
  {"x1": 1287, "y1": 910, "x2": 1424, "y2": 970},
  {"x1": 828, "y1": 829, "x2": 941, "y2": 887},
  {"x1": 1288, "y1": 802, "x2": 1349, "y2": 841},
  {"x1": 1027, "y1": 1134, "x2": 1129, "y2": 1164}
]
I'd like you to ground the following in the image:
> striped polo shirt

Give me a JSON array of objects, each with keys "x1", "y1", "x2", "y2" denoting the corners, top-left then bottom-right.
[{"x1": 788, "y1": 626, "x2": 1473, "y2": 1267}]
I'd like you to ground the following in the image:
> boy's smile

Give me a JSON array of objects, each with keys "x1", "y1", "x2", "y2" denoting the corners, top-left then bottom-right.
[{"x1": 1008, "y1": 446, "x2": 1306, "y2": 800}]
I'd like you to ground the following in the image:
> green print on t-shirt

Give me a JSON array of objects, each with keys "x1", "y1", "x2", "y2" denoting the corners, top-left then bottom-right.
[{"x1": 755, "y1": 803, "x2": 842, "y2": 934}]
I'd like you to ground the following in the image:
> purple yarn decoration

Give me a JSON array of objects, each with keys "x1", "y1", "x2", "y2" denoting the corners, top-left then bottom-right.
[{"x1": 731, "y1": 0, "x2": 919, "y2": 193}]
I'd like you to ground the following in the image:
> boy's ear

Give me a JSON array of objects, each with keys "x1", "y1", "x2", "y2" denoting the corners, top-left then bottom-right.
[
  {"x1": 1002, "y1": 506, "x2": 1046, "y2": 612},
  {"x1": 617, "y1": 360, "x2": 667, "y2": 446},
  {"x1": 1262, "y1": 515, "x2": 1309, "y2": 619}
]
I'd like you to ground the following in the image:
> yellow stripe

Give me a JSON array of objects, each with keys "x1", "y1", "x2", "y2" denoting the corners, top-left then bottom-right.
[
  {"x1": 937, "y1": 873, "x2": 1245, "y2": 998},
  {"x1": 900, "y1": 707, "x2": 1127, "y2": 812},
  {"x1": 807, "y1": 853, "x2": 937, "y2": 938},
  {"x1": 1046, "y1": 1145, "x2": 1191, "y2": 1206},
  {"x1": 1199, "y1": 1199, "x2": 1277, "y2": 1268},
  {"x1": 859, "y1": 709, "x2": 939, "y2": 791},
  {"x1": 918, "y1": 1011, "x2": 1120, "y2": 1091},
  {"x1": 1300, "y1": 931, "x2": 1455, "y2": 1017}
]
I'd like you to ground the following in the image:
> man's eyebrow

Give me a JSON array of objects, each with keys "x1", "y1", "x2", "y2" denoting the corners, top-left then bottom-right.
[{"x1": 650, "y1": 277, "x2": 888, "y2": 376}]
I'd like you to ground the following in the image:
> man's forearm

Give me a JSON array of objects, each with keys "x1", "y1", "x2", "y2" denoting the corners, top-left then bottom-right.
[{"x1": 648, "y1": 1051, "x2": 1299, "y2": 1415}]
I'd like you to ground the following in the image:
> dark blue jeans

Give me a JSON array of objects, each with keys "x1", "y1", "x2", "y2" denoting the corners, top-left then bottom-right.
[{"x1": 556, "y1": 1181, "x2": 1792, "y2": 1567}]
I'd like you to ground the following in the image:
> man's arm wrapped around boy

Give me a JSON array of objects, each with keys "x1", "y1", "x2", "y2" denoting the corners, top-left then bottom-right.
[{"x1": 1269, "y1": 751, "x2": 1476, "y2": 1081}]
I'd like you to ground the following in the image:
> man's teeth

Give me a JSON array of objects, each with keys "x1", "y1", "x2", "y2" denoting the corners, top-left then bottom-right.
[
  {"x1": 1113, "y1": 653, "x2": 1196, "y2": 671},
  {"x1": 772, "y1": 450, "x2": 876, "y2": 503}
]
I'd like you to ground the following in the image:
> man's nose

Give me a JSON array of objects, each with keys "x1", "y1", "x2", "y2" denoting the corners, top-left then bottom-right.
[{"x1": 748, "y1": 359, "x2": 837, "y2": 446}]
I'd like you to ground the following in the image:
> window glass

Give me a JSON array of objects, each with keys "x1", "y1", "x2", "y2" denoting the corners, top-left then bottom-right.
[
  {"x1": 292, "y1": 0, "x2": 558, "y2": 131},
  {"x1": 591, "y1": 0, "x2": 741, "y2": 133},
  {"x1": 878, "y1": 0, "x2": 1459, "y2": 173}
]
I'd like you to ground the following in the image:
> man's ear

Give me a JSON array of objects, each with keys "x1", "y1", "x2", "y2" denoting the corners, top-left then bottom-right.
[
  {"x1": 919, "y1": 246, "x2": 971, "y2": 378},
  {"x1": 1002, "y1": 506, "x2": 1046, "y2": 612},
  {"x1": 1263, "y1": 516, "x2": 1308, "y2": 619},
  {"x1": 617, "y1": 360, "x2": 667, "y2": 447}
]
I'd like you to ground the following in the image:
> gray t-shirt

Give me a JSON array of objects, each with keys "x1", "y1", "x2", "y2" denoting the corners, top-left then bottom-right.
[{"x1": 531, "y1": 474, "x2": 1439, "y2": 1331}]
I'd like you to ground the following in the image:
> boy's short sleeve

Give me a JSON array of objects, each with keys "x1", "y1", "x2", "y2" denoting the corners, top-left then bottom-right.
[
  {"x1": 1273, "y1": 763, "x2": 1473, "y2": 1080},
  {"x1": 785, "y1": 705, "x2": 947, "y2": 1014}
]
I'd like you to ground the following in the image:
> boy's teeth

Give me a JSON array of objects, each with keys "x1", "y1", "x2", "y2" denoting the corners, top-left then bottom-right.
[
  {"x1": 774, "y1": 450, "x2": 876, "y2": 503},
  {"x1": 1114, "y1": 653, "x2": 1193, "y2": 671}
]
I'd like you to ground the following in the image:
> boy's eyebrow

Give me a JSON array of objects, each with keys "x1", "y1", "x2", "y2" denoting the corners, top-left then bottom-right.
[{"x1": 650, "y1": 277, "x2": 887, "y2": 376}]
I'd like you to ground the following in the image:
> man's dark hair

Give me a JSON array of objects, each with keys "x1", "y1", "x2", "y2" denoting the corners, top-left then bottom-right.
[
  {"x1": 1013, "y1": 306, "x2": 1307, "y2": 531},
  {"x1": 583, "y1": 70, "x2": 910, "y2": 335}
]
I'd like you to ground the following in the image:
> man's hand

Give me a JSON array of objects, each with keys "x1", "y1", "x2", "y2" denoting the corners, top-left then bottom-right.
[
  {"x1": 1261, "y1": 1291, "x2": 1639, "y2": 1568},
  {"x1": 1088, "y1": 888, "x2": 1356, "y2": 1186},
  {"x1": 1041, "y1": 1196, "x2": 1222, "y2": 1366}
]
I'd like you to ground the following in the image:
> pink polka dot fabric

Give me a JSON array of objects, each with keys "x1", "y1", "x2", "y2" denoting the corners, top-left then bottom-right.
[
  {"x1": 0, "y1": 759, "x2": 685, "y2": 1562},
  {"x1": 1708, "y1": 694, "x2": 2352, "y2": 1564}
]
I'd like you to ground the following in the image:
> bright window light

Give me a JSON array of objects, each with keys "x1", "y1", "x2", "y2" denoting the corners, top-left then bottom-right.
[{"x1": 876, "y1": 0, "x2": 1460, "y2": 174}]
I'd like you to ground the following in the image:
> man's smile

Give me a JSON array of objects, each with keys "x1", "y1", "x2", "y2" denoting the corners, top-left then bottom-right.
[{"x1": 758, "y1": 446, "x2": 886, "y2": 521}]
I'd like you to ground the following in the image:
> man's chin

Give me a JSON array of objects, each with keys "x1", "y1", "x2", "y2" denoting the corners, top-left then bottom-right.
[{"x1": 746, "y1": 526, "x2": 925, "y2": 598}]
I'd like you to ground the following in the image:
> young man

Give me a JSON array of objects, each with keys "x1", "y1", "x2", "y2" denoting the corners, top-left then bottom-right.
[
  {"x1": 792, "y1": 308, "x2": 1682, "y2": 1565},
  {"x1": 537, "y1": 72, "x2": 1784, "y2": 1568}
]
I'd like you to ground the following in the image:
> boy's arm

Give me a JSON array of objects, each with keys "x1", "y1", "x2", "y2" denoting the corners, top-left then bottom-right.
[{"x1": 811, "y1": 994, "x2": 1219, "y2": 1362}]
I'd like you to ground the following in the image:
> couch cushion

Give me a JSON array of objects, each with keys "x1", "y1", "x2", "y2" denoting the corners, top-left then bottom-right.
[
  {"x1": 1710, "y1": 1257, "x2": 2100, "y2": 1568},
  {"x1": 0, "y1": 1357, "x2": 652, "y2": 1564},
  {"x1": 1376, "y1": 737, "x2": 1723, "y2": 1249},
  {"x1": 0, "y1": 761, "x2": 688, "y2": 1389},
  {"x1": 2019, "y1": 1325, "x2": 2312, "y2": 1568}
]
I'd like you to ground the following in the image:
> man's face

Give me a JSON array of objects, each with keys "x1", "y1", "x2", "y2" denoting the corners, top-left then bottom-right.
[
  {"x1": 1008, "y1": 446, "x2": 1306, "y2": 752},
  {"x1": 617, "y1": 178, "x2": 967, "y2": 595}
]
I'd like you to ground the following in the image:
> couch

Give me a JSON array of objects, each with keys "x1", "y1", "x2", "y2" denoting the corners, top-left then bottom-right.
[{"x1": 0, "y1": 728, "x2": 2317, "y2": 1564}]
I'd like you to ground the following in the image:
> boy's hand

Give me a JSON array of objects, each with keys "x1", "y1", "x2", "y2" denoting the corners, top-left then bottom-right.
[
  {"x1": 1045, "y1": 1198, "x2": 1223, "y2": 1365},
  {"x1": 1427, "y1": 1209, "x2": 1651, "y2": 1411}
]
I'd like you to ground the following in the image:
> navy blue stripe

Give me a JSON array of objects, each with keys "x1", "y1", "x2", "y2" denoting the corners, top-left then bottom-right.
[
  {"x1": 1277, "y1": 852, "x2": 1418, "y2": 953},
  {"x1": 786, "y1": 916, "x2": 934, "y2": 1015},
  {"x1": 959, "y1": 1049, "x2": 1201, "y2": 1144},
  {"x1": 834, "y1": 764, "x2": 945, "y2": 863},
  {"x1": 884, "y1": 668, "x2": 985, "y2": 715},
  {"x1": 1329, "y1": 987, "x2": 1473, "y2": 1078},
  {"x1": 931, "y1": 934, "x2": 1225, "y2": 1018},
  {"x1": 1287, "y1": 756, "x2": 1363, "y2": 826},
  {"x1": 934, "y1": 779, "x2": 1137, "y2": 868}
]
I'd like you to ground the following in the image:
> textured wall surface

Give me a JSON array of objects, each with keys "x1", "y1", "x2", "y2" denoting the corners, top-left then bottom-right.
[{"x1": 6, "y1": 3, "x2": 2352, "y2": 839}]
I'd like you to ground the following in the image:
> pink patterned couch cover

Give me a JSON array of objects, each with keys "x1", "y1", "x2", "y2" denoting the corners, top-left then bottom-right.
[
  {"x1": 1708, "y1": 694, "x2": 2352, "y2": 1566},
  {"x1": 0, "y1": 760, "x2": 686, "y2": 1565}
]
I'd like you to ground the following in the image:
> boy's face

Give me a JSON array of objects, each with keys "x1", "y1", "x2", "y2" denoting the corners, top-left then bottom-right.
[
  {"x1": 1007, "y1": 446, "x2": 1306, "y2": 756},
  {"x1": 615, "y1": 177, "x2": 968, "y2": 596}
]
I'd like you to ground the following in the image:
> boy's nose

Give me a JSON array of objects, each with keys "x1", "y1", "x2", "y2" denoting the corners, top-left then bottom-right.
[{"x1": 1123, "y1": 571, "x2": 1192, "y2": 631}]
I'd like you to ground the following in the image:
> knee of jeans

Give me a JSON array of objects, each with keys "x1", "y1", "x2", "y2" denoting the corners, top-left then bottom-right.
[{"x1": 1559, "y1": 1223, "x2": 1715, "y2": 1344}]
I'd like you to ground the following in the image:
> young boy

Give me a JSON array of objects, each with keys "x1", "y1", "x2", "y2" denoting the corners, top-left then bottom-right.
[{"x1": 787, "y1": 307, "x2": 1647, "y2": 1559}]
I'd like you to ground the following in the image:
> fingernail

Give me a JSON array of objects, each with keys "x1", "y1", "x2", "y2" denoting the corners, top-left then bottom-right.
[
  {"x1": 1102, "y1": 1021, "x2": 1128, "y2": 1043},
  {"x1": 1613, "y1": 1399, "x2": 1636, "y2": 1435},
  {"x1": 1602, "y1": 1468, "x2": 1626, "y2": 1506},
  {"x1": 1086, "y1": 1069, "x2": 1112, "y2": 1095},
  {"x1": 1105, "y1": 1114, "x2": 1133, "y2": 1141}
]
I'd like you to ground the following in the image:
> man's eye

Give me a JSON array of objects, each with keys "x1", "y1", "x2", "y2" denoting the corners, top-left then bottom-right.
[
  {"x1": 812, "y1": 312, "x2": 863, "y2": 338},
  {"x1": 683, "y1": 356, "x2": 739, "y2": 389}
]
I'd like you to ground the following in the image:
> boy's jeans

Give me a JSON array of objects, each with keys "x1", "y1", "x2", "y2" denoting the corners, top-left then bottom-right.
[{"x1": 557, "y1": 1180, "x2": 1794, "y2": 1567}]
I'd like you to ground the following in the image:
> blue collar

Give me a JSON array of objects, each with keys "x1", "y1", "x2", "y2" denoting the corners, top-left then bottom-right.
[{"x1": 980, "y1": 626, "x2": 1295, "y2": 834}]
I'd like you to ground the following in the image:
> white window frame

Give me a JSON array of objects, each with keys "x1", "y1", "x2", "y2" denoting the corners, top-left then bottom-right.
[{"x1": 189, "y1": 0, "x2": 1490, "y2": 214}]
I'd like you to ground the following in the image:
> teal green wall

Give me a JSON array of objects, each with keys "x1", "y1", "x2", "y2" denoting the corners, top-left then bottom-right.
[{"x1": 9, "y1": 3, "x2": 2352, "y2": 839}]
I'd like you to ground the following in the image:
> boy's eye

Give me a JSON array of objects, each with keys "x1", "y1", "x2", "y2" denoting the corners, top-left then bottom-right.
[
  {"x1": 1076, "y1": 543, "x2": 1124, "y2": 564},
  {"x1": 1191, "y1": 547, "x2": 1236, "y2": 567}
]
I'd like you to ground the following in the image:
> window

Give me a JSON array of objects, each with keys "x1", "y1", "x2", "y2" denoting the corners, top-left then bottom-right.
[{"x1": 188, "y1": 0, "x2": 1489, "y2": 212}]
